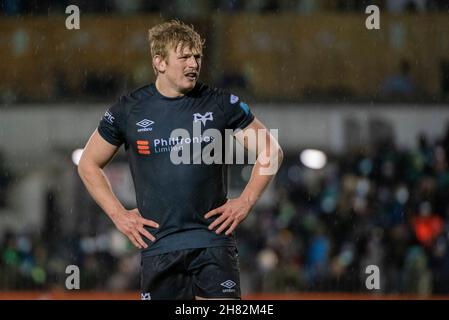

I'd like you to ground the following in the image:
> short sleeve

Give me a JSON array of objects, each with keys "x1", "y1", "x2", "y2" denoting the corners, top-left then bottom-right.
[
  {"x1": 97, "y1": 99, "x2": 127, "y2": 146},
  {"x1": 221, "y1": 93, "x2": 255, "y2": 131}
]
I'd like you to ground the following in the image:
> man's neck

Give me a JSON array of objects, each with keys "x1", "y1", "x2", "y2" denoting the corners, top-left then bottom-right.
[{"x1": 155, "y1": 78, "x2": 184, "y2": 98}]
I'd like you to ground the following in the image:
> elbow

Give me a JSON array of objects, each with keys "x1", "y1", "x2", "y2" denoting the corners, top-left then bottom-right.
[
  {"x1": 77, "y1": 154, "x2": 91, "y2": 181},
  {"x1": 77, "y1": 154, "x2": 104, "y2": 184}
]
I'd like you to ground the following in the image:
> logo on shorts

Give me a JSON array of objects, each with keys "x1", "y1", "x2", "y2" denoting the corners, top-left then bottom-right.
[
  {"x1": 141, "y1": 292, "x2": 151, "y2": 300},
  {"x1": 230, "y1": 94, "x2": 239, "y2": 104},
  {"x1": 220, "y1": 280, "x2": 236, "y2": 293},
  {"x1": 136, "y1": 119, "x2": 154, "y2": 132}
]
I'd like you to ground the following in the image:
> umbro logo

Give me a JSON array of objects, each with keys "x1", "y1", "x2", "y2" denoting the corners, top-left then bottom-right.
[
  {"x1": 220, "y1": 280, "x2": 236, "y2": 289},
  {"x1": 220, "y1": 280, "x2": 236, "y2": 293},
  {"x1": 137, "y1": 119, "x2": 154, "y2": 128},
  {"x1": 193, "y1": 112, "x2": 213, "y2": 126},
  {"x1": 136, "y1": 119, "x2": 154, "y2": 132}
]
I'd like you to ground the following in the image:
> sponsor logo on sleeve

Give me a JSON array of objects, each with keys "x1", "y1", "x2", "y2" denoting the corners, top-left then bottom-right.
[
  {"x1": 104, "y1": 111, "x2": 115, "y2": 124},
  {"x1": 230, "y1": 94, "x2": 239, "y2": 104}
]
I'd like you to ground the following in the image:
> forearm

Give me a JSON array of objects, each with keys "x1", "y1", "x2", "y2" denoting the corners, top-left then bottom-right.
[
  {"x1": 240, "y1": 147, "x2": 283, "y2": 206},
  {"x1": 78, "y1": 163, "x2": 125, "y2": 220}
]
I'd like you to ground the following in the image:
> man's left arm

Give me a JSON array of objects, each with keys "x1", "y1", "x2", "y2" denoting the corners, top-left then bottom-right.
[{"x1": 205, "y1": 117, "x2": 283, "y2": 235}]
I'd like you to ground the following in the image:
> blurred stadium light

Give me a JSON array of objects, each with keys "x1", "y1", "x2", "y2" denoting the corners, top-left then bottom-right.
[
  {"x1": 300, "y1": 149, "x2": 327, "y2": 170},
  {"x1": 71, "y1": 149, "x2": 84, "y2": 166}
]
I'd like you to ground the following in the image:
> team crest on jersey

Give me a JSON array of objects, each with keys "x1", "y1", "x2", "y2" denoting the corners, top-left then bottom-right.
[
  {"x1": 193, "y1": 112, "x2": 213, "y2": 126},
  {"x1": 230, "y1": 94, "x2": 239, "y2": 104}
]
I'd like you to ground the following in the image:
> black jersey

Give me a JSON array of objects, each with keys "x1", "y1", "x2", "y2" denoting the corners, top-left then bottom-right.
[{"x1": 97, "y1": 83, "x2": 254, "y2": 256}]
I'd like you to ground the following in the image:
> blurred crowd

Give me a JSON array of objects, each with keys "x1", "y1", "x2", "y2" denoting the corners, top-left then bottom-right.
[
  {"x1": 0, "y1": 227, "x2": 141, "y2": 291},
  {"x1": 1, "y1": 0, "x2": 449, "y2": 296},
  {"x1": 2, "y1": 125, "x2": 449, "y2": 295},
  {"x1": 237, "y1": 127, "x2": 449, "y2": 295},
  {"x1": 1, "y1": 0, "x2": 449, "y2": 15}
]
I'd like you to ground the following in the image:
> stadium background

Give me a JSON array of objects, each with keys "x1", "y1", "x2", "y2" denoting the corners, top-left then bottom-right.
[{"x1": 1, "y1": 0, "x2": 449, "y2": 299}]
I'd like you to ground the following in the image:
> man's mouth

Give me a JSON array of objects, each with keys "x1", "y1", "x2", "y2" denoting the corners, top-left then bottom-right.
[{"x1": 185, "y1": 72, "x2": 198, "y2": 81}]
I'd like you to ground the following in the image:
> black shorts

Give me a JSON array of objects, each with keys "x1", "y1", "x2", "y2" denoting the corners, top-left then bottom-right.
[{"x1": 140, "y1": 246, "x2": 241, "y2": 300}]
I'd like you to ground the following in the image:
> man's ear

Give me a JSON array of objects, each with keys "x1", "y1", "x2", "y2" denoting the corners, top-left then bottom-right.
[{"x1": 153, "y1": 55, "x2": 166, "y2": 73}]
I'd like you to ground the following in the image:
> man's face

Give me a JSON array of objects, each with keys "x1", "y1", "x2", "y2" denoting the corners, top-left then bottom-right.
[{"x1": 161, "y1": 43, "x2": 202, "y2": 94}]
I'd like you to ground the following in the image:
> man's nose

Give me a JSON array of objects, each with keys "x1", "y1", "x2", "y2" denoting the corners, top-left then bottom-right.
[{"x1": 188, "y1": 56, "x2": 199, "y2": 68}]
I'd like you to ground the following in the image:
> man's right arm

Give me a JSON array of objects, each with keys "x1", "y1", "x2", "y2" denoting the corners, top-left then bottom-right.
[{"x1": 78, "y1": 129, "x2": 158, "y2": 249}]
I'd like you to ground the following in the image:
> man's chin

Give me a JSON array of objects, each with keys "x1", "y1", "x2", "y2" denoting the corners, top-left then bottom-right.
[{"x1": 180, "y1": 81, "x2": 197, "y2": 93}]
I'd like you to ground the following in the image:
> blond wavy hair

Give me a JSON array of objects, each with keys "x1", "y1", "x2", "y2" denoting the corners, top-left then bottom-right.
[{"x1": 148, "y1": 20, "x2": 204, "y2": 74}]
